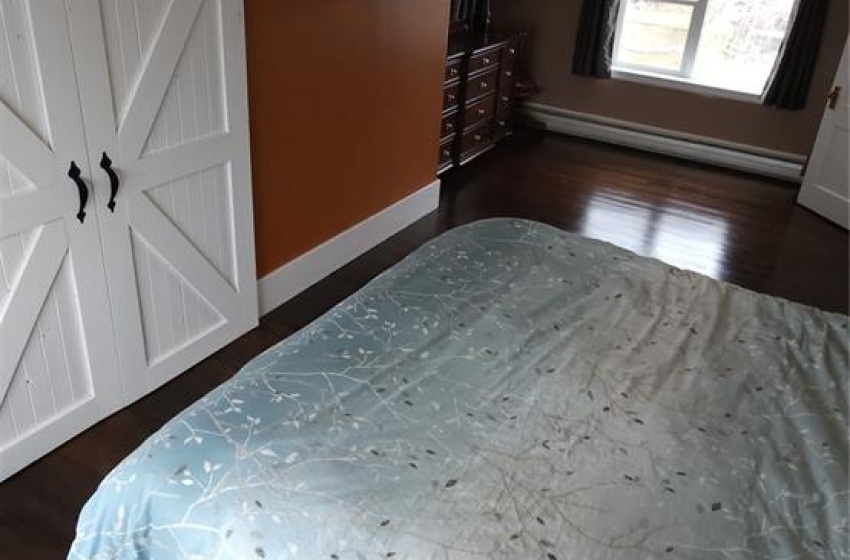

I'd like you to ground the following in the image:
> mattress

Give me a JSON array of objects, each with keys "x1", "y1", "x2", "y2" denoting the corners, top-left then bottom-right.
[{"x1": 69, "y1": 218, "x2": 849, "y2": 559}]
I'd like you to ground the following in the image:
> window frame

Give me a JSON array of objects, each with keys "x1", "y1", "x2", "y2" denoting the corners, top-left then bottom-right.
[
  {"x1": 610, "y1": 0, "x2": 771, "y2": 101},
  {"x1": 612, "y1": 0, "x2": 709, "y2": 78},
  {"x1": 610, "y1": 67, "x2": 763, "y2": 103}
]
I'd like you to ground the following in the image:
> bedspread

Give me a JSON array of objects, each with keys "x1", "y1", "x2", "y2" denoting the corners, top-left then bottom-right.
[{"x1": 69, "y1": 218, "x2": 849, "y2": 559}]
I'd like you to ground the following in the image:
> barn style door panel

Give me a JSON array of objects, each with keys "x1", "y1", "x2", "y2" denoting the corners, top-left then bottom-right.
[
  {"x1": 0, "y1": 0, "x2": 122, "y2": 481},
  {"x1": 68, "y1": 0, "x2": 257, "y2": 400}
]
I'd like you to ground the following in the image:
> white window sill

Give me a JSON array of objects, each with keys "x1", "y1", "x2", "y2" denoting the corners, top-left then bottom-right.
[{"x1": 611, "y1": 67, "x2": 763, "y2": 104}]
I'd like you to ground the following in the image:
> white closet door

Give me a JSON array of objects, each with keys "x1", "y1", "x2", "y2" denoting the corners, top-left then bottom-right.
[
  {"x1": 0, "y1": 0, "x2": 122, "y2": 481},
  {"x1": 67, "y1": 0, "x2": 257, "y2": 400}
]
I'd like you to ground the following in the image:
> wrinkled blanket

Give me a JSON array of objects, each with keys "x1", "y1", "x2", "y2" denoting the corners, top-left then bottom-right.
[{"x1": 70, "y1": 218, "x2": 849, "y2": 559}]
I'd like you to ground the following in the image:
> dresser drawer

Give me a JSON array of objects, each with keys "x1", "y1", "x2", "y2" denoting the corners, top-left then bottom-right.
[
  {"x1": 438, "y1": 137, "x2": 454, "y2": 172},
  {"x1": 445, "y1": 56, "x2": 463, "y2": 83},
  {"x1": 503, "y1": 39, "x2": 518, "y2": 61},
  {"x1": 459, "y1": 123, "x2": 493, "y2": 159},
  {"x1": 501, "y1": 41, "x2": 519, "y2": 95},
  {"x1": 443, "y1": 82, "x2": 461, "y2": 112},
  {"x1": 465, "y1": 68, "x2": 498, "y2": 103},
  {"x1": 440, "y1": 111, "x2": 459, "y2": 141},
  {"x1": 463, "y1": 95, "x2": 495, "y2": 130},
  {"x1": 496, "y1": 93, "x2": 512, "y2": 120},
  {"x1": 493, "y1": 118, "x2": 510, "y2": 141},
  {"x1": 499, "y1": 66, "x2": 516, "y2": 95},
  {"x1": 500, "y1": 65, "x2": 516, "y2": 86},
  {"x1": 469, "y1": 46, "x2": 501, "y2": 74}
]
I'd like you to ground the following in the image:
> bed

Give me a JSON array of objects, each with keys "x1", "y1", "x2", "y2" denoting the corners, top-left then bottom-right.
[{"x1": 69, "y1": 218, "x2": 848, "y2": 559}]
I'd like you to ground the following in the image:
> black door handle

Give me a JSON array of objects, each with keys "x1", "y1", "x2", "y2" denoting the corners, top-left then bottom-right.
[
  {"x1": 67, "y1": 161, "x2": 88, "y2": 224},
  {"x1": 100, "y1": 152, "x2": 119, "y2": 212}
]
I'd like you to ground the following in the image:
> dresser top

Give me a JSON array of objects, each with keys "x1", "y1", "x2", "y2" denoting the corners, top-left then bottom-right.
[{"x1": 447, "y1": 32, "x2": 511, "y2": 59}]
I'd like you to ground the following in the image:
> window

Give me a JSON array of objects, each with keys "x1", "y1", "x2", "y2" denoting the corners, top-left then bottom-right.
[{"x1": 613, "y1": 0, "x2": 797, "y2": 97}]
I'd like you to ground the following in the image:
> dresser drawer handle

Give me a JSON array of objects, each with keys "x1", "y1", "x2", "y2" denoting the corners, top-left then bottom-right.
[
  {"x1": 449, "y1": 67, "x2": 458, "y2": 76},
  {"x1": 445, "y1": 121, "x2": 454, "y2": 130},
  {"x1": 442, "y1": 149, "x2": 450, "y2": 157},
  {"x1": 498, "y1": 120, "x2": 506, "y2": 126},
  {"x1": 504, "y1": 70, "x2": 513, "y2": 78},
  {"x1": 474, "y1": 134, "x2": 483, "y2": 142},
  {"x1": 480, "y1": 80, "x2": 489, "y2": 89},
  {"x1": 482, "y1": 57, "x2": 491, "y2": 65},
  {"x1": 508, "y1": 47, "x2": 516, "y2": 55},
  {"x1": 477, "y1": 108, "x2": 486, "y2": 116},
  {"x1": 502, "y1": 95, "x2": 510, "y2": 102},
  {"x1": 446, "y1": 93, "x2": 456, "y2": 102}
]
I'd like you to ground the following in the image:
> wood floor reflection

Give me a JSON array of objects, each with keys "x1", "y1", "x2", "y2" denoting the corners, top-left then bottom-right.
[
  {"x1": 0, "y1": 130, "x2": 846, "y2": 560},
  {"x1": 436, "y1": 132, "x2": 848, "y2": 315}
]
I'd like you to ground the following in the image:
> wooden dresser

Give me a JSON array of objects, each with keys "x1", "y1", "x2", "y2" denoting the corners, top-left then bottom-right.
[{"x1": 439, "y1": 35, "x2": 519, "y2": 174}]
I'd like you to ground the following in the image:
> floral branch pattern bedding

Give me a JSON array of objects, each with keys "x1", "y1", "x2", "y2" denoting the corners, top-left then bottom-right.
[{"x1": 70, "y1": 219, "x2": 849, "y2": 559}]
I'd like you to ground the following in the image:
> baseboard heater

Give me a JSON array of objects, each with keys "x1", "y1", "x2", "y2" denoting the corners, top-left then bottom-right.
[{"x1": 522, "y1": 102, "x2": 805, "y2": 182}]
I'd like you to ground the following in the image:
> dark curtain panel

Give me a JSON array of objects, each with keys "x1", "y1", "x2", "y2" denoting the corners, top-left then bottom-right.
[
  {"x1": 572, "y1": 0, "x2": 621, "y2": 78},
  {"x1": 763, "y1": 0, "x2": 829, "y2": 110}
]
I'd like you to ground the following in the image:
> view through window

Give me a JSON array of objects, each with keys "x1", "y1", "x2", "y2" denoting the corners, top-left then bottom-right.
[{"x1": 613, "y1": 0, "x2": 797, "y2": 95}]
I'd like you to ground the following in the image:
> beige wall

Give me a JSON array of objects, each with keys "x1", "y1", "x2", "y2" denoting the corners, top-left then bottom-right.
[
  {"x1": 493, "y1": 0, "x2": 848, "y2": 156},
  {"x1": 245, "y1": 0, "x2": 449, "y2": 277}
]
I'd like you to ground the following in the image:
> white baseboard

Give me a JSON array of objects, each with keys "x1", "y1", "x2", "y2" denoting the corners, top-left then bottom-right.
[
  {"x1": 258, "y1": 178, "x2": 440, "y2": 315},
  {"x1": 523, "y1": 102, "x2": 806, "y2": 182}
]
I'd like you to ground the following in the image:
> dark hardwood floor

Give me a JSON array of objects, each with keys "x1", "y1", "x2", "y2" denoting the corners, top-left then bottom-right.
[{"x1": 1, "y1": 132, "x2": 846, "y2": 559}]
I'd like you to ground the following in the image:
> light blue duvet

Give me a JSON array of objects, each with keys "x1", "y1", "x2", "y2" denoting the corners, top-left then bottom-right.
[{"x1": 70, "y1": 219, "x2": 848, "y2": 559}]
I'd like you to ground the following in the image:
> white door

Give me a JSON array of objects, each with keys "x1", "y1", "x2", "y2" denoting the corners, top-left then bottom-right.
[
  {"x1": 67, "y1": 0, "x2": 257, "y2": 399},
  {"x1": 0, "y1": 1, "x2": 122, "y2": 481},
  {"x1": 798, "y1": 41, "x2": 849, "y2": 229}
]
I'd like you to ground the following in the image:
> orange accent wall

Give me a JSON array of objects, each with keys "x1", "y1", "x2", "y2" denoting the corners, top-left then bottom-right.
[{"x1": 245, "y1": 0, "x2": 449, "y2": 277}]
